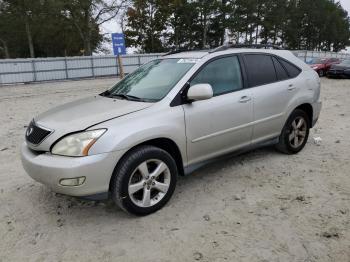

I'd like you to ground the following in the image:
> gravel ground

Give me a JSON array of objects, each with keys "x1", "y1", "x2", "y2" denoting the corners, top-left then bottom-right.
[{"x1": 0, "y1": 77, "x2": 349, "y2": 262}]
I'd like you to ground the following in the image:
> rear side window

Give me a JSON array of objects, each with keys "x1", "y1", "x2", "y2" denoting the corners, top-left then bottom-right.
[
  {"x1": 272, "y1": 57, "x2": 289, "y2": 81},
  {"x1": 244, "y1": 54, "x2": 277, "y2": 87},
  {"x1": 190, "y1": 56, "x2": 243, "y2": 96},
  {"x1": 278, "y1": 59, "x2": 301, "y2": 78}
]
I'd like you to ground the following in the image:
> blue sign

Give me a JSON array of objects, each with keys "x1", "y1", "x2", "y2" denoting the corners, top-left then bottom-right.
[{"x1": 112, "y1": 33, "x2": 126, "y2": 55}]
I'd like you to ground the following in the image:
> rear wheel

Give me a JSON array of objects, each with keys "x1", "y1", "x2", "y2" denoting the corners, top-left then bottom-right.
[
  {"x1": 110, "y1": 145, "x2": 177, "y2": 216},
  {"x1": 276, "y1": 109, "x2": 310, "y2": 154}
]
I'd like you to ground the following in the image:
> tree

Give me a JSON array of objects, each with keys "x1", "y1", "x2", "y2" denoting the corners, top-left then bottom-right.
[
  {"x1": 124, "y1": 0, "x2": 169, "y2": 52},
  {"x1": 62, "y1": 0, "x2": 128, "y2": 56},
  {"x1": 1, "y1": 0, "x2": 349, "y2": 58},
  {"x1": 260, "y1": 0, "x2": 289, "y2": 46},
  {"x1": 0, "y1": 0, "x2": 123, "y2": 58},
  {"x1": 0, "y1": 0, "x2": 44, "y2": 58},
  {"x1": 166, "y1": 0, "x2": 197, "y2": 49},
  {"x1": 0, "y1": 1, "x2": 11, "y2": 58},
  {"x1": 125, "y1": 0, "x2": 350, "y2": 52}
]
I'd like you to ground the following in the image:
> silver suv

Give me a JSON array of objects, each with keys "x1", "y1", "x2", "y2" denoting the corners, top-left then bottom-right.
[{"x1": 21, "y1": 46, "x2": 322, "y2": 215}]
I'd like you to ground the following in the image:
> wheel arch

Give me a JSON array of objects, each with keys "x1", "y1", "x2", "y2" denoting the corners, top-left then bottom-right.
[
  {"x1": 138, "y1": 138, "x2": 185, "y2": 176},
  {"x1": 109, "y1": 137, "x2": 185, "y2": 192},
  {"x1": 295, "y1": 103, "x2": 313, "y2": 127}
]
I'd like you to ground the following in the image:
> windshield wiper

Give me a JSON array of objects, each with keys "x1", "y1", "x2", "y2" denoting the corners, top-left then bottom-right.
[
  {"x1": 100, "y1": 91, "x2": 135, "y2": 100},
  {"x1": 100, "y1": 90, "x2": 111, "y2": 97},
  {"x1": 110, "y1": 94, "x2": 140, "y2": 100},
  {"x1": 101, "y1": 91, "x2": 155, "y2": 102},
  {"x1": 111, "y1": 94, "x2": 143, "y2": 101}
]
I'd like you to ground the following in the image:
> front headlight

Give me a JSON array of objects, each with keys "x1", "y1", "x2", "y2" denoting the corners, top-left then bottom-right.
[{"x1": 51, "y1": 129, "x2": 106, "y2": 157}]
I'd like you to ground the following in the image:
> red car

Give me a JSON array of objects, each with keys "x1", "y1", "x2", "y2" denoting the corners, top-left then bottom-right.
[{"x1": 308, "y1": 58, "x2": 341, "y2": 77}]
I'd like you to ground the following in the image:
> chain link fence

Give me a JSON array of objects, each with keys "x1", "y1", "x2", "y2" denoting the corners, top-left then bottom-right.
[{"x1": 1, "y1": 51, "x2": 350, "y2": 85}]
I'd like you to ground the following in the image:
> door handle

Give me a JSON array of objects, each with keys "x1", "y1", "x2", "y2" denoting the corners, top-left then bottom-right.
[
  {"x1": 239, "y1": 96, "x2": 251, "y2": 103},
  {"x1": 287, "y1": 84, "x2": 296, "y2": 91}
]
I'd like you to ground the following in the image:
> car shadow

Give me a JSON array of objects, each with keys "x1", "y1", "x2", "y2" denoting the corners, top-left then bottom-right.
[{"x1": 30, "y1": 145, "x2": 281, "y2": 222}]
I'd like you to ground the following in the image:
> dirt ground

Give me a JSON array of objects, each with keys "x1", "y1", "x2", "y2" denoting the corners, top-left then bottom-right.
[{"x1": 0, "y1": 77, "x2": 349, "y2": 262}]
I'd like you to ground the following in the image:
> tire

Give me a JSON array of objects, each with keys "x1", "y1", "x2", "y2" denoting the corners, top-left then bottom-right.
[
  {"x1": 275, "y1": 109, "x2": 310, "y2": 154},
  {"x1": 318, "y1": 69, "x2": 324, "y2": 77},
  {"x1": 110, "y1": 145, "x2": 178, "y2": 216}
]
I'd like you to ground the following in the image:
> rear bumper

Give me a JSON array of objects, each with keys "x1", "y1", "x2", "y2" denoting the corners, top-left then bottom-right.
[{"x1": 21, "y1": 143, "x2": 126, "y2": 197}]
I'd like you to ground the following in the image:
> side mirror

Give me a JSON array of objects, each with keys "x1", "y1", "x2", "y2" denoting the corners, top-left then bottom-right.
[{"x1": 187, "y1": 83, "x2": 213, "y2": 101}]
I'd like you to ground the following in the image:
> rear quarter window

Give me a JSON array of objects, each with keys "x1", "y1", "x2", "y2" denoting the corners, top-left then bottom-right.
[
  {"x1": 272, "y1": 57, "x2": 289, "y2": 81},
  {"x1": 278, "y1": 58, "x2": 301, "y2": 78}
]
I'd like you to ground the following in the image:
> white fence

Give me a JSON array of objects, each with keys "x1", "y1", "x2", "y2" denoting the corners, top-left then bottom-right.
[
  {"x1": 293, "y1": 50, "x2": 350, "y2": 63},
  {"x1": 1, "y1": 51, "x2": 350, "y2": 85},
  {"x1": 0, "y1": 54, "x2": 163, "y2": 85}
]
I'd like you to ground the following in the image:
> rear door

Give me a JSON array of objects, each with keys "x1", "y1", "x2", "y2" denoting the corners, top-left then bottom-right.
[
  {"x1": 243, "y1": 54, "x2": 301, "y2": 143},
  {"x1": 183, "y1": 55, "x2": 253, "y2": 165}
]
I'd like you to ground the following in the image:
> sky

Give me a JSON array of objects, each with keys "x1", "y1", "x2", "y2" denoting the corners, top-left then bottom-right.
[
  {"x1": 339, "y1": 0, "x2": 350, "y2": 14},
  {"x1": 102, "y1": 1, "x2": 350, "y2": 54}
]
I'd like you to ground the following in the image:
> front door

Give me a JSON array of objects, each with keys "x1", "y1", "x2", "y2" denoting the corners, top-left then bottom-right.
[{"x1": 183, "y1": 56, "x2": 253, "y2": 165}]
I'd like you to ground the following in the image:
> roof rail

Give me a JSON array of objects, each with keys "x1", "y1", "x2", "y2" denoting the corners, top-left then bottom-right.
[
  {"x1": 163, "y1": 49, "x2": 188, "y2": 56},
  {"x1": 210, "y1": 44, "x2": 283, "y2": 53},
  {"x1": 163, "y1": 48, "x2": 211, "y2": 56}
]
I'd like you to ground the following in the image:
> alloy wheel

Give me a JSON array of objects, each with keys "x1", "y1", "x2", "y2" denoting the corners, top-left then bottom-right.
[
  {"x1": 128, "y1": 159, "x2": 171, "y2": 208},
  {"x1": 289, "y1": 116, "x2": 307, "y2": 148}
]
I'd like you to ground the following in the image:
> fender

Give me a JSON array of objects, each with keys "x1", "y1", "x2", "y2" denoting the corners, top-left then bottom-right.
[{"x1": 87, "y1": 100, "x2": 188, "y2": 165}]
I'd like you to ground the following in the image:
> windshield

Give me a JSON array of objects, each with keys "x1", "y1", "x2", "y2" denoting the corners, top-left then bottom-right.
[{"x1": 103, "y1": 58, "x2": 196, "y2": 102}]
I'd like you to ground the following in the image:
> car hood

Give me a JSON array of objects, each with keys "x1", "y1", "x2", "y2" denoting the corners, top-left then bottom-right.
[
  {"x1": 36, "y1": 95, "x2": 152, "y2": 131},
  {"x1": 29, "y1": 95, "x2": 153, "y2": 151},
  {"x1": 310, "y1": 63, "x2": 323, "y2": 68}
]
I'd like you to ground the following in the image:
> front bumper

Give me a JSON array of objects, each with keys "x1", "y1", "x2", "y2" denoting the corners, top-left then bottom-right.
[{"x1": 21, "y1": 143, "x2": 126, "y2": 197}]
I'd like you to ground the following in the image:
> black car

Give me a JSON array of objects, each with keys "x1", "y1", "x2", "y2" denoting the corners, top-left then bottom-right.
[{"x1": 327, "y1": 59, "x2": 350, "y2": 78}]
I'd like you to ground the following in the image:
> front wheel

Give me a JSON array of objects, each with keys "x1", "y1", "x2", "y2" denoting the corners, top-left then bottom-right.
[
  {"x1": 276, "y1": 109, "x2": 310, "y2": 154},
  {"x1": 318, "y1": 69, "x2": 324, "y2": 77},
  {"x1": 110, "y1": 145, "x2": 177, "y2": 216}
]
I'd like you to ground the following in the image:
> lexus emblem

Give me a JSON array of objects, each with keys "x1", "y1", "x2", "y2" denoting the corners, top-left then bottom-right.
[{"x1": 26, "y1": 127, "x2": 34, "y2": 136}]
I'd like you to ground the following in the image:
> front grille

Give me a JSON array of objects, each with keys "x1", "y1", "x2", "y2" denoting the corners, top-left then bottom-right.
[{"x1": 25, "y1": 120, "x2": 52, "y2": 145}]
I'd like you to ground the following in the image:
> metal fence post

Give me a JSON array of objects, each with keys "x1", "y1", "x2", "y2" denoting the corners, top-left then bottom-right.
[
  {"x1": 90, "y1": 56, "x2": 95, "y2": 78},
  {"x1": 116, "y1": 56, "x2": 119, "y2": 76},
  {"x1": 31, "y1": 59, "x2": 37, "y2": 82},
  {"x1": 138, "y1": 55, "x2": 141, "y2": 66},
  {"x1": 0, "y1": 60, "x2": 2, "y2": 85},
  {"x1": 64, "y1": 57, "x2": 68, "y2": 79}
]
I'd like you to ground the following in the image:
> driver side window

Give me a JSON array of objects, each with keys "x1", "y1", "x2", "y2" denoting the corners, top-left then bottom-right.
[{"x1": 190, "y1": 56, "x2": 243, "y2": 96}]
